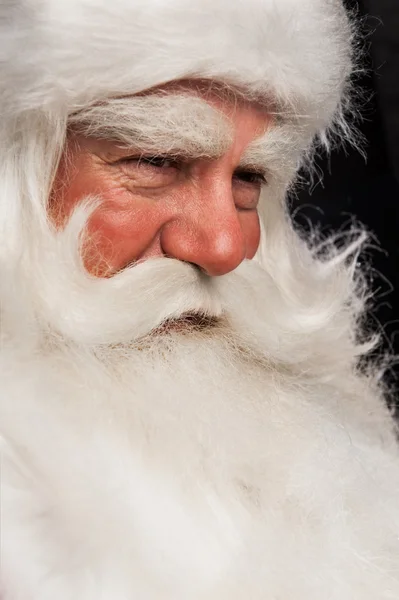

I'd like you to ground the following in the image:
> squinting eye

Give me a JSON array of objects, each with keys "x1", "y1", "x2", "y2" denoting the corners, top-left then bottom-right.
[
  {"x1": 136, "y1": 156, "x2": 179, "y2": 169},
  {"x1": 119, "y1": 155, "x2": 179, "y2": 170},
  {"x1": 233, "y1": 169, "x2": 267, "y2": 186},
  {"x1": 116, "y1": 154, "x2": 181, "y2": 188},
  {"x1": 232, "y1": 169, "x2": 265, "y2": 211}
]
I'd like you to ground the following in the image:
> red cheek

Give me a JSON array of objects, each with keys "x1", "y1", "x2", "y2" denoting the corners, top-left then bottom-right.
[{"x1": 83, "y1": 201, "x2": 164, "y2": 276}]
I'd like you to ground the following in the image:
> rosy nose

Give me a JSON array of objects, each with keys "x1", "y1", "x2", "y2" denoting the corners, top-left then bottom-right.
[
  {"x1": 160, "y1": 216, "x2": 247, "y2": 276},
  {"x1": 159, "y1": 187, "x2": 248, "y2": 277}
]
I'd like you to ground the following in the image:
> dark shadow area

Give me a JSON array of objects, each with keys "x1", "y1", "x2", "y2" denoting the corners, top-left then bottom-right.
[{"x1": 290, "y1": 0, "x2": 399, "y2": 407}]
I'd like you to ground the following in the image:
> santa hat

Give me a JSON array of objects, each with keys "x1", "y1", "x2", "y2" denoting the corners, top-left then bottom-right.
[{"x1": 0, "y1": 0, "x2": 354, "y2": 137}]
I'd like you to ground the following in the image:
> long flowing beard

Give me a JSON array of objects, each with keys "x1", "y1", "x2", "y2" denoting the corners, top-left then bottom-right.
[
  {"x1": 0, "y1": 286, "x2": 303, "y2": 599},
  {"x1": 2, "y1": 205, "x2": 399, "y2": 599},
  {"x1": 1, "y1": 199, "x2": 397, "y2": 494},
  {"x1": 3, "y1": 299, "x2": 399, "y2": 600}
]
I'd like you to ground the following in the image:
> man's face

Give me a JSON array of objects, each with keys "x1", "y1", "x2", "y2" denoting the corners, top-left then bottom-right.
[{"x1": 50, "y1": 83, "x2": 272, "y2": 277}]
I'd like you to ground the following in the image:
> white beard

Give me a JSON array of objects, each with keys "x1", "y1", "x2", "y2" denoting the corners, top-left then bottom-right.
[{"x1": 1, "y1": 212, "x2": 399, "y2": 599}]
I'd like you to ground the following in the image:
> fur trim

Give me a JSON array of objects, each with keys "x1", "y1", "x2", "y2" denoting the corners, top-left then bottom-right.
[{"x1": 0, "y1": 0, "x2": 353, "y2": 137}]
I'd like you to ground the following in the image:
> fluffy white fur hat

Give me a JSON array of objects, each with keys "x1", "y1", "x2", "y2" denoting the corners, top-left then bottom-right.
[{"x1": 1, "y1": 0, "x2": 353, "y2": 137}]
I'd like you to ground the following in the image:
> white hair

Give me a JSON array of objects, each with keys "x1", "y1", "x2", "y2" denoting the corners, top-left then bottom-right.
[
  {"x1": 2, "y1": 1, "x2": 399, "y2": 598},
  {"x1": 2, "y1": 201, "x2": 399, "y2": 598}
]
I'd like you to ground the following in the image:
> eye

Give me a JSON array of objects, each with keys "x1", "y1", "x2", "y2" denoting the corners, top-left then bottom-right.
[
  {"x1": 232, "y1": 169, "x2": 266, "y2": 211},
  {"x1": 233, "y1": 169, "x2": 267, "y2": 186},
  {"x1": 116, "y1": 154, "x2": 181, "y2": 188},
  {"x1": 135, "y1": 156, "x2": 179, "y2": 169},
  {"x1": 120, "y1": 155, "x2": 180, "y2": 170}
]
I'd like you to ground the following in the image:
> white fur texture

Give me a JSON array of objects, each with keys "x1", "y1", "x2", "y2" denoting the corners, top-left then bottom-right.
[
  {"x1": 2, "y1": 198, "x2": 399, "y2": 599},
  {"x1": 1, "y1": 1, "x2": 399, "y2": 598},
  {"x1": 0, "y1": 0, "x2": 353, "y2": 130}
]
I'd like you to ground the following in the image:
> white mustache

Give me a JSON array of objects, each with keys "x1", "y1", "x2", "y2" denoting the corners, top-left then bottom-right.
[
  {"x1": 31, "y1": 203, "x2": 224, "y2": 346},
  {"x1": 10, "y1": 197, "x2": 368, "y2": 376}
]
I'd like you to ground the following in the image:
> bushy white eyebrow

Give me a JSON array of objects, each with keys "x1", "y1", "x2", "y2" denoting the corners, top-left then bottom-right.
[
  {"x1": 69, "y1": 94, "x2": 301, "y2": 182},
  {"x1": 69, "y1": 94, "x2": 233, "y2": 159},
  {"x1": 240, "y1": 124, "x2": 303, "y2": 177}
]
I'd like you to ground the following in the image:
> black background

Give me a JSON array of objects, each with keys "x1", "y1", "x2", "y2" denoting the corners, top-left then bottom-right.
[{"x1": 291, "y1": 0, "x2": 399, "y2": 405}]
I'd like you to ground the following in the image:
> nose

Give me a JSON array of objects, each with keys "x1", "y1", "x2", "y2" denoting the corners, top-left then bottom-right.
[{"x1": 160, "y1": 186, "x2": 247, "y2": 277}]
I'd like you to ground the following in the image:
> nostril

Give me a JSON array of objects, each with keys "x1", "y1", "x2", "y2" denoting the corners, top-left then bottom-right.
[{"x1": 188, "y1": 261, "x2": 205, "y2": 273}]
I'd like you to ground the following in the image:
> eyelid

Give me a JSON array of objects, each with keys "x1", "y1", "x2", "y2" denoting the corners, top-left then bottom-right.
[
  {"x1": 233, "y1": 168, "x2": 268, "y2": 185},
  {"x1": 120, "y1": 154, "x2": 181, "y2": 169}
]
